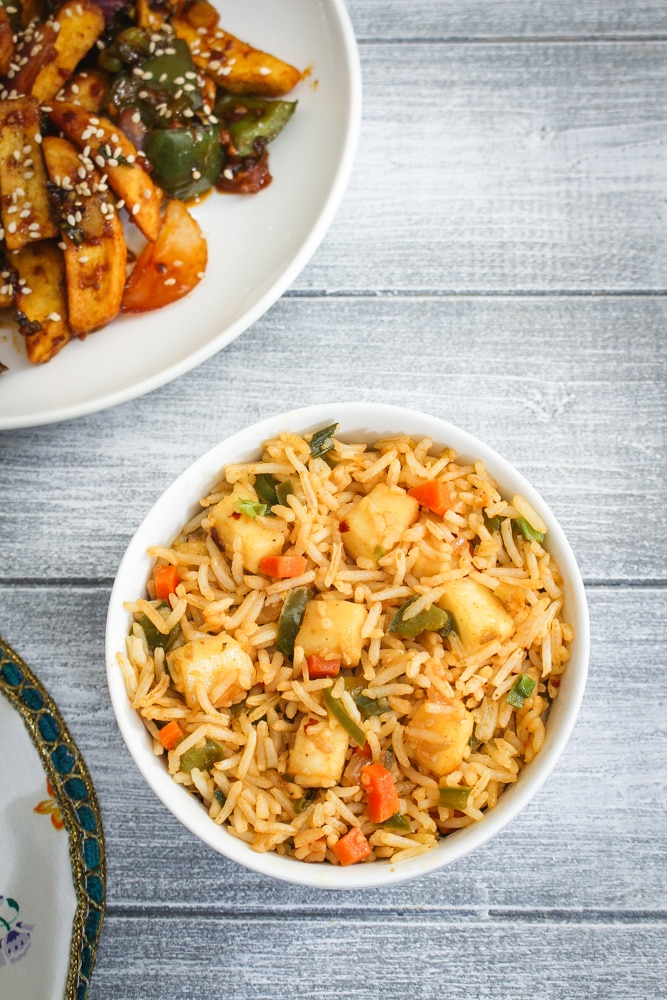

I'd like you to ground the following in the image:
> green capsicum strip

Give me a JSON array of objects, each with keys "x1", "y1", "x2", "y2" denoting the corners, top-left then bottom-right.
[
  {"x1": 438, "y1": 786, "x2": 472, "y2": 810},
  {"x1": 136, "y1": 601, "x2": 180, "y2": 653},
  {"x1": 254, "y1": 473, "x2": 279, "y2": 509},
  {"x1": 514, "y1": 516, "x2": 545, "y2": 544},
  {"x1": 388, "y1": 596, "x2": 454, "y2": 638},
  {"x1": 380, "y1": 812, "x2": 413, "y2": 832},
  {"x1": 276, "y1": 587, "x2": 311, "y2": 658},
  {"x1": 275, "y1": 479, "x2": 293, "y2": 506},
  {"x1": 506, "y1": 673, "x2": 536, "y2": 708},
  {"x1": 342, "y1": 676, "x2": 387, "y2": 718},
  {"x1": 309, "y1": 422, "x2": 339, "y2": 459},
  {"x1": 216, "y1": 95, "x2": 297, "y2": 158},
  {"x1": 322, "y1": 688, "x2": 366, "y2": 747},
  {"x1": 180, "y1": 738, "x2": 225, "y2": 773}
]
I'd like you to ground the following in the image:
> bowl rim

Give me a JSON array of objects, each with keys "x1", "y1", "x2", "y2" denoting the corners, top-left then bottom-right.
[{"x1": 105, "y1": 402, "x2": 590, "y2": 889}]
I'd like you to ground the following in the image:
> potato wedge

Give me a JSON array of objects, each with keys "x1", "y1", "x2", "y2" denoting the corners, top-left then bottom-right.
[
  {"x1": 0, "y1": 96, "x2": 58, "y2": 251},
  {"x1": 0, "y1": 6, "x2": 14, "y2": 77},
  {"x1": 12, "y1": 240, "x2": 72, "y2": 363},
  {"x1": 29, "y1": 0, "x2": 105, "y2": 104},
  {"x1": 173, "y1": 17, "x2": 301, "y2": 97},
  {"x1": 122, "y1": 198, "x2": 207, "y2": 313},
  {"x1": 42, "y1": 135, "x2": 126, "y2": 336},
  {"x1": 0, "y1": 251, "x2": 15, "y2": 308},
  {"x1": 49, "y1": 101, "x2": 162, "y2": 241},
  {"x1": 135, "y1": 0, "x2": 173, "y2": 32},
  {"x1": 57, "y1": 69, "x2": 111, "y2": 113}
]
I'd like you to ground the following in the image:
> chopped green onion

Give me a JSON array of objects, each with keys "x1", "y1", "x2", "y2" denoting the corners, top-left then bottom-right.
[
  {"x1": 506, "y1": 672, "x2": 537, "y2": 708},
  {"x1": 322, "y1": 688, "x2": 366, "y2": 747},
  {"x1": 275, "y1": 479, "x2": 294, "y2": 506},
  {"x1": 380, "y1": 812, "x2": 412, "y2": 832},
  {"x1": 388, "y1": 596, "x2": 454, "y2": 638},
  {"x1": 514, "y1": 516, "x2": 545, "y2": 543},
  {"x1": 236, "y1": 497, "x2": 268, "y2": 518},
  {"x1": 309, "y1": 422, "x2": 338, "y2": 458},
  {"x1": 276, "y1": 587, "x2": 310, "y2": 658},
  {"x1": 254, "y1": 473, "x2": 279, "y2": 509},
  {"x1": 438, "y1": 786, "x2": 472, "y2": 810},
  {"x1": 180, "y1": 738, "x2": 225, "y2": 774}
]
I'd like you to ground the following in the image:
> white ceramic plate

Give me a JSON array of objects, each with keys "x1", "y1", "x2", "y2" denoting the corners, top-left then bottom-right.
[
  {"x1": 0, "y1": 0, "x2": 361, "y2": 429},
  {"x1": 106, "y1": 402, "x2": 590, "y2": 890}
]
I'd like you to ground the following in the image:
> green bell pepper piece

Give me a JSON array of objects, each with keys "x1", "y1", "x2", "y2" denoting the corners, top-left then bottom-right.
[
  {"x1": 438, "y1": 786, "x2": 472, "y2": 810},
  {"x1": 322, "y1": 688, "x2": 366, "y2": 747},
  {"x1": 308, "y1": 422, "x2": 338, "y2": 459},
  {"x1": 276, "y1": 587, "x2": 311, "y2": 658},
  {"x1": 388, "y1": 596, "x2": 454, "y2": 638},
  {"x1": 144, "y1": 125, "x2": 223, "y2": 201},
  {"x1": 506, "y1": 673, "x2": 536, "y2": 708},
  {"x1": 180, "y1": 738, "x2": 225, "y2": 773},
  {"x1": 380, "y1": 812, "x2": 412, "y2": 832},
  {"x1": 136, "y1": 601, "x2": 180, "y2": 653},
  {"x1": 216, "y1": 95, "x2": 297, "y2": 157},
  {"x1": 514, "y1": 516, "x2": 545, "y2": 544}
]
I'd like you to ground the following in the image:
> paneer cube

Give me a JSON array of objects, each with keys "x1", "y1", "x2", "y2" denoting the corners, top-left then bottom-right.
[
  {"x1": 207, "y1": 484, "x2": 287, "y2": 573},
  {"x1": 167, "y1": 632, "x2": 255, "y2": 709},
  {"x1": 342, "y1": 483, "x2": 419, "y2": 563},
  {"x1": 295, "y1": 599, "x2": 367, "y2": 666},
  {"x1": 438, "y1": 578, "x2": 514, "y2": 655},
  {"x1": 405, "y1": 699, "x2": 474, "y2": 777},
  {"x1": 289, "y1": 716, "x2": 350, "y2": 788}
]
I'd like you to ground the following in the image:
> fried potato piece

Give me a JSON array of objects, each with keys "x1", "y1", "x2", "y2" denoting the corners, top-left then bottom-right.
[
  {"x1": 122, "y1": 198, "x2": 207, "y2": 313},
  {"x1": 42, "y1": 135, "x2": 126, "y2": 336},
  {"x1": 173, "y1": 17, "x2": 301, "y2": 97},
  {"x1": 0, "y1": 251, "x2": 15, "y2": 307},
  {"x1": 49, "y1": 101, "x2": 162, "y2": 241},
  {"x1": 0, "y1": 97, "x2": 59, "y2": 251},
  {"x1": 0, "y1": 6, "x2": 14, "y2": 77},
  {"x1": 12, "y1": 240, "x2": 72, "y2": 364},
  {"x1": 57, "y1": 68, "x2": 111, "y2": 113},
  {"x1": 28, "y1": 0, "x2": 105, "y2": 104},
  {"x1": 135, "y1": 0, "x2": 171, "y2": 32}
]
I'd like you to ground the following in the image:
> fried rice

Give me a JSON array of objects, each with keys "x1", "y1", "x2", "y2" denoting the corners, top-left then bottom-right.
[{"x1": 118, "y1": 424, "x2": 573, "y2": 866}]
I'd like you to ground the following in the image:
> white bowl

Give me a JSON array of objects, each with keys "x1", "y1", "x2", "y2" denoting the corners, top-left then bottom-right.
[{"x1": 106, "y1": 403, "x2": 589, "y2": 889}]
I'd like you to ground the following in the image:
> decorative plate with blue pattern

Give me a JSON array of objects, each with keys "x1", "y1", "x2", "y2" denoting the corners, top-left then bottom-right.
[{"x1": 0, "y1": 636, "x2": 105, "y2": 1000}]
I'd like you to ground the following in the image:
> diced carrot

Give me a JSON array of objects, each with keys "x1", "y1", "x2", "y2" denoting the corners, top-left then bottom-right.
[
  {"x1": 407, "y1": 481, "x2": 455, "y2": 516},
  {"x1": 361, "y1": 763, "x2": 400, "y2": 823},
  {"x1": 154, "y1": 564, "x2": 180, "y2": 600},
  {"x1": 156, "y1": 720, "x2": 183, "y2": 750},
  {"x1": 258, "y1": 554, "x2": 308, "y2": 579},
  {"x1": 306, "y1": 654, "x2": 341, "y2": 679},
  {"x1": 333, "y1": 827, "x2": 371, "y2": 866}
]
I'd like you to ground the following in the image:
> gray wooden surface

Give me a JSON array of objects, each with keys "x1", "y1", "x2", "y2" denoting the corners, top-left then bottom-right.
[{"x1": 1, "y1": 1, "x2": 666, "y2": 997}]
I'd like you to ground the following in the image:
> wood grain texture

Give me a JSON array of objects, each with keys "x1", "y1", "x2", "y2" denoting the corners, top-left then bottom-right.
[
  {"x1": 347, "y1": 1, "x2": 667, "y2": 40},
  {"x1": 295, "y1": 41, "x2": 667, "y2": 293},
  {"x1": 0, "y1": 297, "x2": 664, "y2": 581}
]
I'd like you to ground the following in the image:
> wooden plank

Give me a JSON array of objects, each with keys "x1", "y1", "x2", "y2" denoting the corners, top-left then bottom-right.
[
  {"x1": 0, "y1": 296, "x2": 664, "y2": 582},
  {"x1": 299, "y1": 41, "x2": 667, "y2": 294},
  {"x1": 92, "y1": 915, "x2": 667, "y2": 998},
  {"x1": 0, "y1": 584, "x2": 664, "y2": 912},
  {"x1": 346, "y1": 1, "x2": 667, "y2": 40}
]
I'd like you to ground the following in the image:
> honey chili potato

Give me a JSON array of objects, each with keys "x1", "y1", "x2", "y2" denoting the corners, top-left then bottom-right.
[
  {"x1": 42, "y1": 135, "x2": 126, "y2": 336},
  {"x1": 0, "y1": 96, "x2": 57, "y2": 251},
  {"x1": 12, "y1": 240, "x2": 71, "y2": 363}
]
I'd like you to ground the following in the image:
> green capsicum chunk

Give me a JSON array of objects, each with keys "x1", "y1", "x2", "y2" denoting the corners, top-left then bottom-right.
[
  {"x1": 341, "y1": 676, "x2": 387, "y2": 718},
  {"x1": 216, "y1": 95, "x2": 297, "y2": 157},
  {"x1": 483, "y1": 512, "x2": 503, "y2": 533},
  {"x1": 380, "y1": 812, "x2": 413, "y2": 832},
  {"x1": 388, "y1": 596, "x2": 454, "y2": 638},
  {"x1": 514, "y1": 516, "x2": 545, "y2": 544},
  {"x1": 321, "y1": 688, "x2": 366, "y2": 747},
  {"x1": 438, "y1": 786, "x2": 472, "y2": 810},
  {"x1": 254, "y1": 473, "x2": 279, "y2": 509},
  {"x1": 308, "y1": 422, "x2": 338, "y2": 459},
  {"x1": 144, "y1": 125, "x2": 223, "y2": 201},
  {"x1": 276, "y1": 587, "x2": 311, "y2": 658},
  {"x1": 180, "y1": 738, "x2": 225, "y2": 773},
  {"x1": 136, "y1": 601, "x2": 180, "y2": 652},
  {"x1": 275, "y1": 479, "x2": 294, "y2": 506}
]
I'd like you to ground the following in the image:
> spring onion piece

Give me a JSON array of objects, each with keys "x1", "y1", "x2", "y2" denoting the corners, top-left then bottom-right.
[
  {"x1": 236, "y1": 497, "x2": 268, "y2": 518},
  {"x1": 309, "y1": 422, "x2": 338, "y2": 458},
  {"x1": 506, "y1": 673, "x2": 537, "y2": 708},
  {"x1": 276, "y1": 587, "x2": 310, "y2": 658},
  {"x1": 514, "y1": 516, "x2": 545, "y2": 544},
  {"x1": 388, "y1": 596, "x2": 454, "y2": 638},
  {"x1": 275, "y1": 479, "x2": 294, "y2": 506},
  {"x1": 380, "y1": 812, "x2": 413, "y2": 832},
  {"x1": 322, "y1": 688, "x2": 366, "y2": 747},
  {"x1": 438, "y1": 786, "x2": 472, "y2": 810},
  {"x1": 180, "y1": 738, "x2": 225, "y2": 773}
]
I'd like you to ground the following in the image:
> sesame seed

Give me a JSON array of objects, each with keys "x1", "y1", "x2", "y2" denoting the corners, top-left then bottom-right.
[
  {"x1": 131, "y1": 204, "x2": 140, "y2": 215},
  {"x1": 22, "y1": 286, "x2": 32, "y2": 294},
  {"x1": 34, "y1": 133, "x2": 42, "y2": 144},
  {"x1": 7, "y1": 222, "x2": 17, "y2": 233},
  {"x1": 47, "y1": 311, "x2": 61, "y2": 321},
  {"x1": 131, "y1": 112, "x2": 141, "y2": 124},
  {"x1": 79, "y1": 255, "x2": 89, "y2": 263},
  {"x1": 192, "y1": 169, "x2": 201, "y2": 180},
  {"x1": 173, "y1": 260, "x2": 183, "y2": 267},
  {"x1": 196, "y1": 272, "x2": 205, "y2": 279},
  {"x1": 163, "y1": 277, "x2": 176, "y2": 285},
  {"x1": 259, "y1": 66, "x2": 271, "y2": 75}
]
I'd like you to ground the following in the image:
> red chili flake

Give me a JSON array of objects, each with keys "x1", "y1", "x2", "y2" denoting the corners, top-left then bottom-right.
[
  {"x1": 304, "y1": 718, "x2": 319, "y2": 734},
  {"x1": 231, "y1": 511, "x2": 241, "y2": 520},
  {"x1": 339, "y1": 519, "x2": 350, "y2": 533}
]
